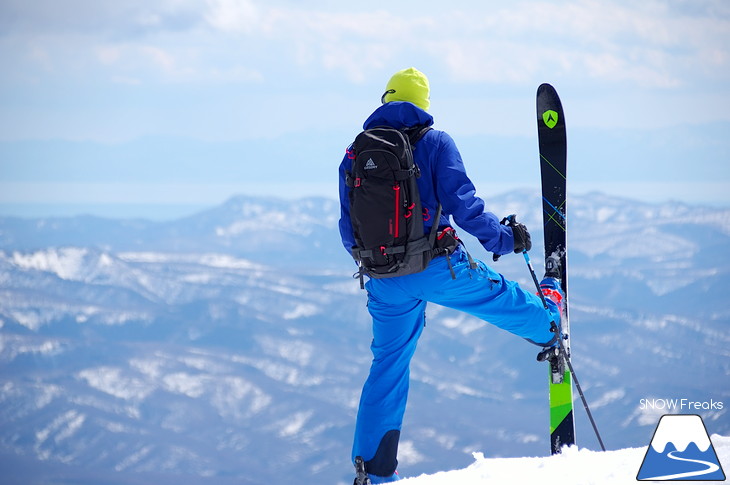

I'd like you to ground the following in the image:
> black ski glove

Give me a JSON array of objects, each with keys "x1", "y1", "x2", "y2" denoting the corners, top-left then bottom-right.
[{"x1": 493, "y1": 215, "x2": 532, "y2": 261}]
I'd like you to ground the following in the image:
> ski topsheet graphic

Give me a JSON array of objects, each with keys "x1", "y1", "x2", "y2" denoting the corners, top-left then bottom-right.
[
  {"x1": 637, "y1": 414, "x2": 726, "y2": 481},
  {"x1": 537, "y1": 83, "x2": 575, "y2": 454}
]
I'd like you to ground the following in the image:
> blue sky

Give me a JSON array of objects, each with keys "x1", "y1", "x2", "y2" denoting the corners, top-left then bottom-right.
[{"x1": 0, "y1": 0, "x2": 728, "y2": 219}]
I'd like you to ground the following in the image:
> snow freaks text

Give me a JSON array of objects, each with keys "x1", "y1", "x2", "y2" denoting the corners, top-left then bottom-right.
[{"x1": 639, "y1": 398, "x2": 724, "y2": 411}]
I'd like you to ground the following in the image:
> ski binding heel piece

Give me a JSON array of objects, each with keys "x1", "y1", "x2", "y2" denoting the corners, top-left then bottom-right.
[{"x1": 537, "y1": 346, "x2": 565, "y2": 384}]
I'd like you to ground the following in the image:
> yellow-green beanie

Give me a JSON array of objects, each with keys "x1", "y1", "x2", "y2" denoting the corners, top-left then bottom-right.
[{"x1": 381, "y1": 67, "x2": 430, "y2": 111}]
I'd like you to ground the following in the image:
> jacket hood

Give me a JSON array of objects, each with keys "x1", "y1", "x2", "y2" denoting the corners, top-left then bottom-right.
[{"x1": 363, "y1": 102, "x2": 434, "y2": 130}]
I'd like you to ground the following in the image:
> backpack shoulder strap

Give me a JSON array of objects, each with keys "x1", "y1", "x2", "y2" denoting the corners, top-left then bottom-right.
[{"x1": 402, "y1": 125, "x2": 433, "y2": 146}]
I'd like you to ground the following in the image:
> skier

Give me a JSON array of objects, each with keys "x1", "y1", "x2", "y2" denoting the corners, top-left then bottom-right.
[{"x1": 338, "y1": 67, "x2": 563, "y2": 484}]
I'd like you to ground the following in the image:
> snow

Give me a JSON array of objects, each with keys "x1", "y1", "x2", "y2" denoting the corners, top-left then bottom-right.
[
  {"x1": 283, "y1": 302, "x2": 320, "y2": 319},
  {"x1": 438, "y1": 314, "x2": 483, "y2": 335},
  {"x1": 1, "y1": 193, "x2": 728, "y2": 482},
  {"x1": 35, "y1": 409, "x2": 86, "y2": 457},
  {"x1": 77, "y1": 366, "x2": 155, "y2": 401},
  {"x1": 162, "y1": 372, "x2": 207, "y2": 398},
  {"x1": 10, "y1": 247, "x2": 89, "y2": 280},
  {"x1": 209, "y1": 376, "x2": 272, "y2": 419},
  {"x1": 277, "y1": 410, "x2": 314, "y2": 437},
  {"x1": 398, "y1": 435, "x2": 730, "y2": 484}
]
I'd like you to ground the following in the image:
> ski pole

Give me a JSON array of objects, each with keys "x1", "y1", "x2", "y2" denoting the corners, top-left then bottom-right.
[{"x1": 522, "y1": 249, "x2": 607, "y2": 452}]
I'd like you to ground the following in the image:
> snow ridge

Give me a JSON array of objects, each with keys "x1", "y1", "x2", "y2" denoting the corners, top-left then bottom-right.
[{"x1": 400, "y1": 436, "x2": 729, "y2": 485}]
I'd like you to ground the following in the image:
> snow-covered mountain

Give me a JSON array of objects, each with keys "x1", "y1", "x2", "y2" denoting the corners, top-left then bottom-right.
[
  {"x1": 0, "y1": 196, "x2": 345, "y2": 269},
  {"x1": 0, "y1": 191, "x2": 728, "y2": 484}
]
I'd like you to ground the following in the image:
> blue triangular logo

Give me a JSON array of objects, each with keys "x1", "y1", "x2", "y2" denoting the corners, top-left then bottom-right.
[{"x1": 637, "y1": 414, "x2": 726, "y2": 481}]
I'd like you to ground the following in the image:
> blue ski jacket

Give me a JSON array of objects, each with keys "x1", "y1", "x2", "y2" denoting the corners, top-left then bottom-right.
[{"x1": 338, "y1": 101, "x2": 514, "y2": 257}]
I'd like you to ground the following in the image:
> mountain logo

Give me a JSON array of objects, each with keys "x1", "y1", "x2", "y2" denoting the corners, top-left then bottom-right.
[
  {"x1": 637, "y1": 414, "x2": 726, "y2": 481},
  {"x1": 543, "y1": 109, "x2": 559, "y2": 129},
  {"x1": 364, "y1": 158, "x2": 378, "y2": 170}
]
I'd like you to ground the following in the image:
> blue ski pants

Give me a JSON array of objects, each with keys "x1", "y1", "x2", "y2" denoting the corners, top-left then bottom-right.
[{"x1": 352, "y1": 249, "x2": 561, "y2": 477}]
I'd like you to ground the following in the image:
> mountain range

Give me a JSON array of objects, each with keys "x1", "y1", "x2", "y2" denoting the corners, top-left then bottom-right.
[{"x1": 0, "y1": 190, "x2": 728, "y2": 485}]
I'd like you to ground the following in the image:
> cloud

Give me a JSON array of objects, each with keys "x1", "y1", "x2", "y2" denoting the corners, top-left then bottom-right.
[
  {"x1": 2, "y1": 0, "x2": 728, "y2": 90},
  {"x1": 204, "y1": 0, "x2": 260, "y2": 34},
  {"x1": 0, "y1": 0, "x2": 202, "y2": 37},
  {"x1": 416, "y1": 0, "x2": 730, "y2": 89},
  {"x1": 0, "y1": 0, "x2": 728, "y2": 144},
  {"x1": 94, "y1": 43, "x2": 193, "y2": 82}
]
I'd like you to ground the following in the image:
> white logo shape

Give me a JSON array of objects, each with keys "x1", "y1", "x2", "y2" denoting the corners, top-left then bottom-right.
[
  {"x1": 637, "y1": 414, "x2": 725, "y2": 481},
  {"x1": 364, "y1": 158, "x2": 377, "y2": 170}
]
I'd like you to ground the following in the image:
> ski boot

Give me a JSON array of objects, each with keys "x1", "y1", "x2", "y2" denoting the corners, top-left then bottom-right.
[{"x1": 537, "y1": 253, "x2": 567, "y2": 384}]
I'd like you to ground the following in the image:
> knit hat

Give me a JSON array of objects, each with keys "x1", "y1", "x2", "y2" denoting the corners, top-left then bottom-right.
[{"x1": 381, "y1": 67, "x2": 430, "y2": 111}]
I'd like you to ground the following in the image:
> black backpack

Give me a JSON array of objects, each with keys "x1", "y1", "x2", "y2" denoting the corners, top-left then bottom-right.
[{"x1": 345, "y1": 125, "x2": 442, "y2": 287}]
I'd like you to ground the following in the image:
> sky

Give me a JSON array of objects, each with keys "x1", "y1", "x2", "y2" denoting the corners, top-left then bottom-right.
[{"x1": 0, "y1": 0, "x2": 729, "y2": 219}]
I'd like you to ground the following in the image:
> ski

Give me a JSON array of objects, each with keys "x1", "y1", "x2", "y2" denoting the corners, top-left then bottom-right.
[{"x1": 536, "y1": 83, "x2": 576, "y2": 455}]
